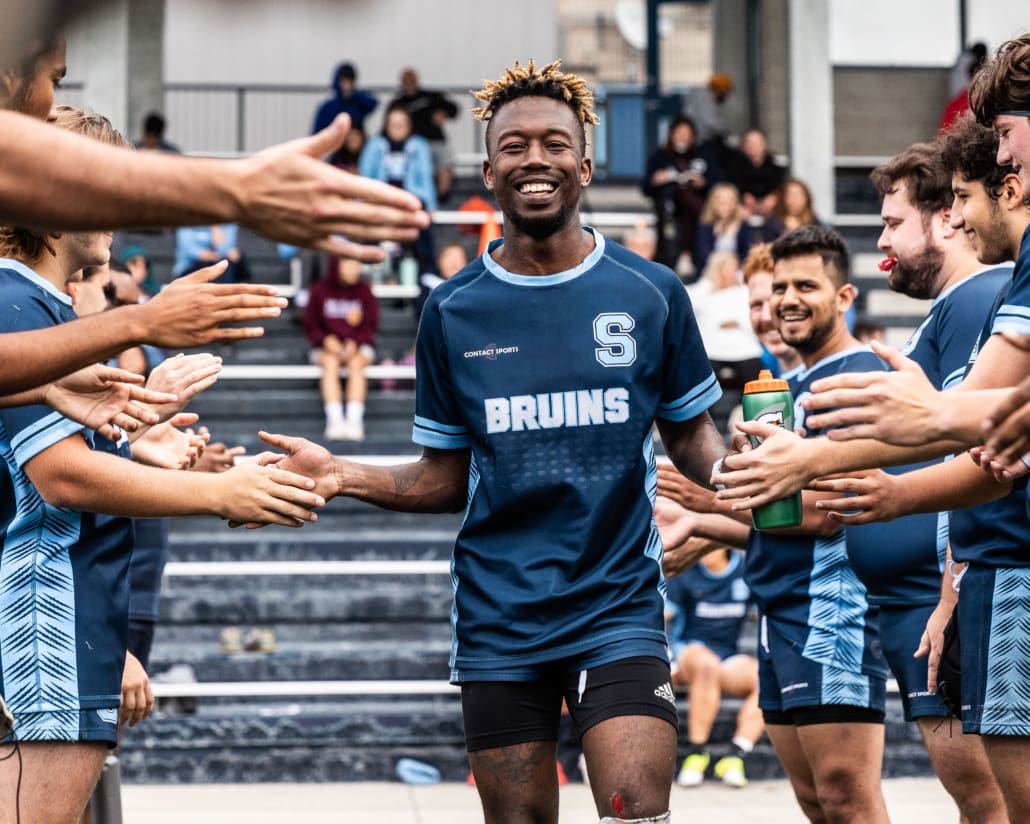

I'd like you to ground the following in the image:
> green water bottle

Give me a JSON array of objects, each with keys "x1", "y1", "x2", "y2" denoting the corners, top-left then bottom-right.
[{"x1": 741, "y1": 370, "x2": 803, "y2": 530}]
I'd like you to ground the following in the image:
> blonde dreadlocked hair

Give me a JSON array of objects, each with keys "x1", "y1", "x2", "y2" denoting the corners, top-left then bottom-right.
[{"x1": 472, "y1": 59, "x2": 598, "y2": 147}]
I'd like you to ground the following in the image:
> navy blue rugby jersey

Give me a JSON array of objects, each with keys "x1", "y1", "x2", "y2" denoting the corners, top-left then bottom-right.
[
  {"x1": 950, "y1": 255, "x2": 1030, "y2": 568},
  {"x1": 413, "y1": 229, "x2": 721, "y2": 678},
  {"x1": 746, "y1": 346, "x2": 887, "y2": 676},
  {"x1": 666, "y1": 551, "x2": 751, "y2": 658},
  {"x1": 848, "y1": 266, "x2": 1010, "y2": 605},
  {"x1": 0, "y1": 260, "x2": 134, "y2": 733}
]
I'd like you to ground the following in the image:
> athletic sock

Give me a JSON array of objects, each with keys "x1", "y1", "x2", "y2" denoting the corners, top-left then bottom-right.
[
  {"x1": 731, "y1": 736, "x2": 754, "y2": 758},
  {"x1": 346, "y1": 400, "x2": 365, "y2": 422},
  {"x1": 686, "y1": 742, "x2": 708, "y2": 757},
  {"x1": 325, "y1": 402, "x2": 344, "y2": 425}
]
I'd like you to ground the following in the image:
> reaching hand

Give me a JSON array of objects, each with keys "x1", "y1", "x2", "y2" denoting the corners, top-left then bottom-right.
[
  {"x1": 981, "y1": 367, "x2": 1030, "y2": 467},
  {"x1": 192, "y1": 439, "x2": 246, "y2": 474},
  {"x1": 803, "y1": 341, "x2": 943, "y2": 444},
  {"x1": 655, "y1": 463, "x2": 719, "y2": 513},
  {"x1": 130, "y1": 413, "x2": 204, "y2": 469},
  {"x1": 120, "y1": 651, "x2": 153, "y2": 728},
  {"x1": 256, "y1": 431, "x2": 340, "y2": 502},
  {"x1": 135, "y1": 261, "x2": 288, "y2": 346},
  {"x1": 714, "y1": 422, "x2": 814, "y2": 509},
  {"x1": 43, "y1": 363, "x2": 177, "y2": 440},
  {"x1": 914, "y1": 600, "x2": 955, "y2": 694},
  {"x1": 967, "y1": 444, "x2": 1029, "y2": 484},
  {"x1": 234, "y1": 114, "x2": 431, "y2": 260},
  {"x1": 654, "y1": 496, "x2": 698, "y2": 550},
  {"x1": 214, "y1": 460, "x2": 325, "y2": 528},
  {"x1": 809, "y1": 468, "x2": 901, "y2": 525},
  {"x1": 145, "y1": 352, "x2": 222, "y2": 421}
]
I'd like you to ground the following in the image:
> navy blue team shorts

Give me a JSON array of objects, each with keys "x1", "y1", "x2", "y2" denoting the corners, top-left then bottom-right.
[
  {"x1": 957, "y1": 564, "x2": 1030, "y2": 736},
  {"x1": 878, "y1": 603, "x2": 950, "y2": 721},
  {"x1": 757, "y1": 617, "x2": 886, "y2": 719},
  {"x1": 460, "y1": 655, "x2": 678, "y2": 752}
]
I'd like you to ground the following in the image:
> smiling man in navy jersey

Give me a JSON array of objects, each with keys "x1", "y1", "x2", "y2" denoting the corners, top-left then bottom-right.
[{"x1": 256, "y1": 59, "x2": 726, "y2": 824}]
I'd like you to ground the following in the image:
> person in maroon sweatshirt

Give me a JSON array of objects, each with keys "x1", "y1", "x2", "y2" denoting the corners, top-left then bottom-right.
[{"x1": 303, "y1": 256, "x2": 379, "y2": 440}]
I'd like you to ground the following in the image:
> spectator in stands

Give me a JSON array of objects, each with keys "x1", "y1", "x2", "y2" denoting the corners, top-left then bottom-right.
[
  {"x1": 312, "y1": 61, "x2": 377, "y2": 134},
  {"x1": 360, "y1": 103, "x2": 438, "y2": 271},
  {"x1": 328, "y1": 122, "x2": 366, "y2": 174},
  {"x1": 762, "y1": 177, "x2": 820, "y2": 242},
  {"x1": 120, "y1": 243, "x2": 161, "y2": 299},
  {"x1": 415, "y1": 241, "x2": 468, "y2": 323},
  {"x1": 853, "y1": 317, "x2": 887, "y2": 344},
  {"x1": 390, "y1": 67, "x2": 459, "y2": 203},
  {"x1": 173, "y1": 224, "x2": 247, "y2": 282},
  {"x1": 642, "y1": 115, "x2": 711, "y2": 275},
  {"x1": 667, "y1": 548, "x2": 763, "y2": 789},
  {"x1": 741, "y1": 243, "x2": 802, "y2": 378},
  {"x1": 622, "y1": 222, "x2": 658, "y2": 261},
  {"x1": 940, "y1": 42, "x2": 988, "y2": 131},
  {"x1": 303, "y1": 256, "x2": 379, "y2": 441},
  {"x1": 688, "y1": 250, "x2": 764, "y2": 394},
  {"x1": 685, "y1": 73, "x2": 734, "y2": 148},
  {"x1": 133, "y1": 111, "x2": 179, "y2": 153},
  {"x1": 694, "y1": 182, "x2": 753, "y2": 274},
  {"x1": 729, "y1": 129, "x2": 784, "y2": 219}
]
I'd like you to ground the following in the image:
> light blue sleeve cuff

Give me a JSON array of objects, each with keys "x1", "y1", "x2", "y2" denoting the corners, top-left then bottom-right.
[{"x1": 656, "y1": 374, "x2": 723, "y2": 422}]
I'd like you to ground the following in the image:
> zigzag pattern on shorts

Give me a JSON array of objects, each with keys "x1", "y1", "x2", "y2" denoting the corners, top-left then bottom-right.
[{"x1": 980, "y1": 568, "x2": 1030, "y2": 735}]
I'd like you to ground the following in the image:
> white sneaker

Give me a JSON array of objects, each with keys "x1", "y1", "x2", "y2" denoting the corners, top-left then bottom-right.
[
  {"x1": 344, "y1": 419, "x2": 364, "y2": 441},
  {"x1": 324, "y1": 421, "x2": 350, "y2": 440}
]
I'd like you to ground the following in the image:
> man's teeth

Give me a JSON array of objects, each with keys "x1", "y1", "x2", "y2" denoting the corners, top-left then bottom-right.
[{"x1": 520, "y1": 182, "x2": 554, "y2": 193}]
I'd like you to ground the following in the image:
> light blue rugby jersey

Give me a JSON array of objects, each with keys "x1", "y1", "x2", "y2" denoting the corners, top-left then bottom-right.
[
  {"x1": 847, "y1": 266, "x2": 1010, "y2": 605},
  {"x1": 746, "y1": 346, "x2": 887, "y2": 677},
  {"x1": 0, "y1": 260, "x2": 133, "y2": 738},
  {"x1": 950, "y1": 243, "x2": 1030, "y2": 568},
  {"x1": 413, "y1": 229, "x2": 721, "y2": 679}
]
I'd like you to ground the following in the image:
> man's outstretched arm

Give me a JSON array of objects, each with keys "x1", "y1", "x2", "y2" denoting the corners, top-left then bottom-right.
[
  {"x1": 0, "y1": 263, "x2": 287, "y2": 395},
  {"x1": 256, "y1": 431, "x2": 470, "y2": 514},
  {"x1": 0, "y1": 111, "x2": 430, "y2": 261}
]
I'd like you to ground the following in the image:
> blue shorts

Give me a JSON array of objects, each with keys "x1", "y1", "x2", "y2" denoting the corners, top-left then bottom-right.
[
  {"x1": 878, "y1": 603, "x2": 949, "y2": 721},
  {"x1": 451, "y1": 637, "x2": 668, "y2": 682},
  {"x1": 6, "y1": 707, "x2": 119, "y2": 746},
  {"x1": 957, "y1": 564, "x2": 1030, "y2": 736},
  {"x1": 757, "y1": 616, "x2": 886, "y2": 714}
]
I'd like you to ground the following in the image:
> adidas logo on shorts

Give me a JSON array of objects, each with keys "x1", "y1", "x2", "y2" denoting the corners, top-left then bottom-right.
[{"x1": 654, "y1": 681, "x2": 676, "y2": 706}]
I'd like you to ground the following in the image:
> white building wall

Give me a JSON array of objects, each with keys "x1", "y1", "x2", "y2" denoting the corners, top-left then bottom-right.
[{"x1": 163, "y1": 0, "x2": 557, "y2": 87}]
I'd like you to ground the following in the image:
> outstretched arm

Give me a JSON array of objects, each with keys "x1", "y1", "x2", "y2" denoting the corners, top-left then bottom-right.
[
  {"x1": 25, "y1": 434, "x2": 324, "y2": 527},
  {"x1": 0, "y1": 111, "x2": 429, "y2": 260},
  {"x1": 0, "y1": 263, "x2": 289, "y2": 395},
  {"x1": 256, "y1": 431, "x2": 470, "y2": 513}
]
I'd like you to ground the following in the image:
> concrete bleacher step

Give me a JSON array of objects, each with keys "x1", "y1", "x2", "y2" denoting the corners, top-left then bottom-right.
[
  {"x1": 166, "y1": 530, "x2": 456, "y2": 563},
  {"x1": 116, "y1": 693, "x2": 929, "y2": 783},
  {"x1": 148, "y1": 637, "x2": 452, "y2": 683},
  {"x1": 158, "y1": 573, "x2": 452, "y2": 625}
]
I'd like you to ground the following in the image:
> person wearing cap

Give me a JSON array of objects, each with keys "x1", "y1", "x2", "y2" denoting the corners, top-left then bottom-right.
[
  {"x1": 686, "y1": 72, "x2": 734, "y2": 147},
  {"x1": 312, "y1": 61, "x2": 378, "y2": 134}
]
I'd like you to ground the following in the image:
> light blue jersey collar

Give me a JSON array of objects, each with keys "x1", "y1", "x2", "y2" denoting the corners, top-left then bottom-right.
[
  {"x1": 795, "y1": 344, "x2": 875, "y2": 383},
  {"x1": 481, "y1": 226, "x2": 605, "y2": 286},
  {"x1": 932, "y1": 261, "x2": 1015, "y2": 306},
  {"x1": 0, "y1": 257, "x2": 73, "y2": 306}
]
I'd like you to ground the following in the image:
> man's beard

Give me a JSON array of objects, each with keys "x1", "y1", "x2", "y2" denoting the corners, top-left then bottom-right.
[
  {"x1": 506, "y1": 205, "x2": 573, "y2": 240},
  {"x1": 888, "y1": 243, "x2": 944, "y2": 299},
  {"x1": 780, "y1": 314, "x2": 836, "y2": 356}
]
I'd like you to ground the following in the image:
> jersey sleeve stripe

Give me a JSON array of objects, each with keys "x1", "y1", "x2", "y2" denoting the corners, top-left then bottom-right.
[
  {"x1": 942, "y1": 366, "x2": 966, "y2": 390},
  {"x1": 10, "y1": 414, "x2": 82, "y2": 467},
  {"x1": 413, "y1": 415, "x2": 466, "y2": 435},
  {"x1": 656, "y1": 373, "x2": 722, "y2": 421},
  {"x1": 992, "y1": 304, "x2": 1030, "y2": 337},
  {"x1": 412, "y1": 418, "x2": 470, "y2": 450}
]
